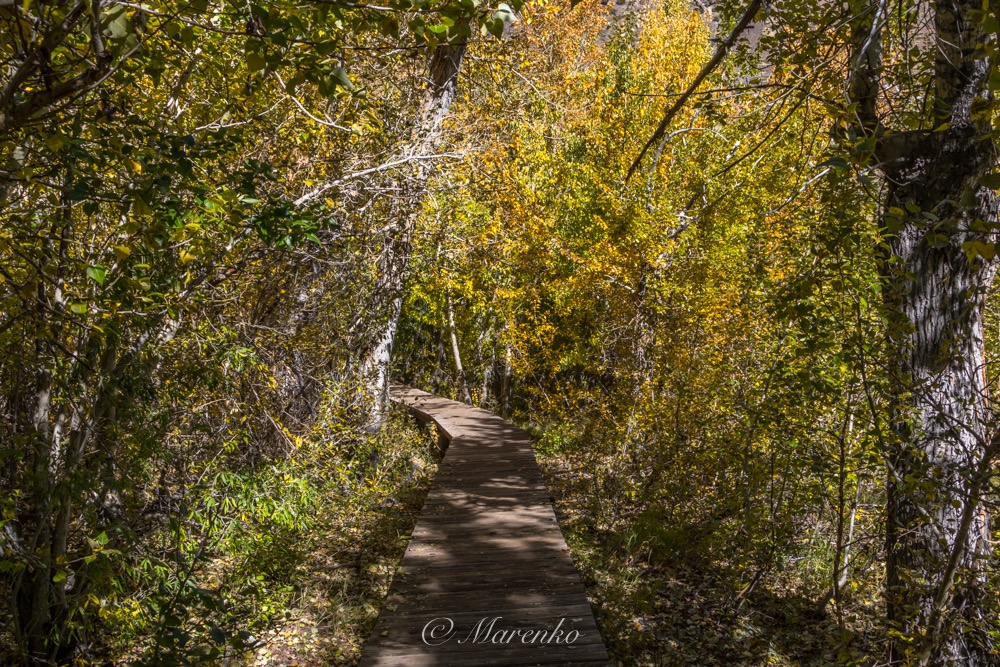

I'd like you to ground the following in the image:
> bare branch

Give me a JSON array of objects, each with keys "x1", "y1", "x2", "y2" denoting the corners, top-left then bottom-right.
[
  {"x1": 293, "y1": 152, "x2": 468, "y2": 207},
  {"x1": 626, "y1": 0, "x2": 763, "y2": 181}
]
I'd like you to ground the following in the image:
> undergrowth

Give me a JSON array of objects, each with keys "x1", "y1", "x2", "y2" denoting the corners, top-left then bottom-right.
[
  {"x1": 535, "y1": 426, "x2": 884, "y2": 667},
  {"x1": 80, "y1": 405, "x2": 438, "y2": 666}
]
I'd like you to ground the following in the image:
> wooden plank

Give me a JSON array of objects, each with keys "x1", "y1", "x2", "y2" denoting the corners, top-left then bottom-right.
[{"x1": 357, "y1": 387, "x2": 610, "y2": 667}]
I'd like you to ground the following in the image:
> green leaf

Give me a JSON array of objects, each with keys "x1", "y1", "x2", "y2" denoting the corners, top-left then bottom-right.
[
  {"x1": 246, "y1": 52, "x2": 266, "y2": 72},
  {"x1": 989, "y1": 69, "x2": 1000, "y2": 92},
  {"x1": 331, "y1": 67, "x2": 355, "y2": 91},
  {"x1": 86, "y1": 265, "x2": 107, "y2": 286},
  {"x1": 449, "y1": 21, "x2": 472, "y2": 40},
  {"x1": 45, "y1": 134, "x2": 65, "y2": 152},
  {"x1": 963, "y1": 240, "x2": 996, "y2": 262},
  {"x1": 106, "y1": 6, "x2": 129, "y2": 40},
  {"x1": 925, "y1": 232, "x2": 949, "y2": 248},
  {"x1": 483, "y1": 17, "x2": 504, "y2": 39},
  {"x1": 132, "y1": 197, "x2": 152, "y2": 216},
  {"x1": 69, "y1": 302, "x2": 88, "y2": 315},
  {"x1": 816, "y1": 156, "x2": 848, "y2": 170},
  {"x1": 979, "y1": 173, "x2": 1000, "y2": 189},
  {"x1": 379, "y1": 16, "x2": 399, "y2": 38}
]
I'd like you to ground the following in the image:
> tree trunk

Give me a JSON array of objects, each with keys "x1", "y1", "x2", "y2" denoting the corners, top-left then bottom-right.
[
  {"x1": 446, "y1": 288, "x2": 472, "y2": 403},
  {"x1": 361, "y1": 35, "x2": 468, "y2": 429},
  {"x1": 880, "y1": 135, "x2": 999, "y2": 665},
  {"x1": 501, "y1": 345, "x2": 513, "y2": 416},
  {"x1": 841, "y1": 0, "x2": 1000, "y2": 659}
]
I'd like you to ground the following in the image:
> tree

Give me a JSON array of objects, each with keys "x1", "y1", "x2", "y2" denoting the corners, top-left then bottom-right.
[
  {"x1": 630, "y1": 0, "x2": 1000, "y2": 660},
  {"x1": 844, "y1": 1, "x2": 999, "y2": 662},
  {"x1": 358, "y1": 34, "x2": 471, "y2": 428},
  {"x1": 0, "y1": 0, "x2": 517, "y2": 660}
]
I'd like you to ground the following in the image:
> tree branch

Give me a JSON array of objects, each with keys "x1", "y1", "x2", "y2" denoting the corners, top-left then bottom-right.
[{"x1": 626, "y1": 0, "x2": 763, "y2": 181}]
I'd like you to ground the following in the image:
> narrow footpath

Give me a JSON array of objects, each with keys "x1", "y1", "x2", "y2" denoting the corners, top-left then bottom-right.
[{"x1": 358, "y1": 386, "x2": 611, "y2": 666}]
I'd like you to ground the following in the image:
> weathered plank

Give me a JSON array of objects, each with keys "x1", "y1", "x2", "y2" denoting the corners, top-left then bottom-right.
[{"x1": 358, "y1": 387, "x2": 610, "y2": 667}]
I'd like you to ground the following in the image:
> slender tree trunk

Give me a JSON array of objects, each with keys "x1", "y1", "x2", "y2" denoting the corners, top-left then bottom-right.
[
  {"x1": 446, "y1": 288, "x2": 471, "y2": 403},
  {"x1": 501, "y1": 345, "x2": 513, "y2": 416},
  {"x1": 481, "y1": 360, "x2": 492, "y2": 407},
  {"x1": 477, "y1": 323, "x2": 494, "y2": 407},
  {"x1": 361, "y1": 35, "x2": 468, "y2": 429}
]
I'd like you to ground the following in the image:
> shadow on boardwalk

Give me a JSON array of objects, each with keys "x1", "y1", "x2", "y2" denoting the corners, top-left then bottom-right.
[{"x1": 357, "y1": 387, "x2": 611, "y2": 667}]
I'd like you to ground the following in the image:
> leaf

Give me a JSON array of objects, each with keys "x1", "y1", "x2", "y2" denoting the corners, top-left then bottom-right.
[
  {"x1": 246, "y1": 52, "x2": 266, "y2": 72},
  {"x1": 449, "y1": 21, "x2": 472, "y2": 40},
  {"x1": 816, "y1": 156, "x2": 848, "y2": 170},
  {"x1": 69, "y1": 302, "x2": 88, "y2": 315},
  {"x1": 106, "y1": 6, "x2": 129, "y2": 40},
  {"x1": 989, "y1": 69, "x2": 1000, "y2": 92},
  {"x1": 113, "y1": 245, "x2": 131, "y2": 259},
  {"x1": 52, "y1": 570, "x2": 67, "y2": 584},
  {"x1": 925, "y1": 232, "x2": 949, "y2": 248},
  {"x1": 379, "y1": 16, "x2": 399, "y2": 38},
  {"x1": 179, "y1": 249, "x2": 197, "y2": 264},
  {"x1": 132, "y1": 197, "x2": 152, "y2": 216},
  {"x1": 979, "y1": 173, "x2": 1000, "y2": 189},
  {"x1": 45, "y1": 134, "x2": 65, "y2": 152},
  {"x1": 495, "y1": 4, "x2": 517, "y2": 23},
  {"x1": 483, "y1": 17, "x2": 504, "y2": 39},
  {"x1": 962, "y1": 240, "x2": 996, "y2": 262},
  {"x1": 331, "y1": 66, "x2": 355, "y2": 91},
  {"x1": 68, "y1": 180, "x2": 90, "y2": 201},
  {"x1": 86, "y1": 265, "x2": 107, "y2": 286}
]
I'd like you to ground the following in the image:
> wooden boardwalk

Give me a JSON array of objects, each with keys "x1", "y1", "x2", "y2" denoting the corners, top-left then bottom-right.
[{"x1": 358, "y1": 386, "x2": 611, "y2": 667}]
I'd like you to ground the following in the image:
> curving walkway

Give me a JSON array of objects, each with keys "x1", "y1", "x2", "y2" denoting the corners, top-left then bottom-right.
[{"x1": 358, "y1": 386, "x2": 611, "y2": 667}]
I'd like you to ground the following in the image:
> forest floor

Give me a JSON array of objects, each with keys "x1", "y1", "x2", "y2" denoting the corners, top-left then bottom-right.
[
  {"x1": 214, "y1": 407, "x2": 886, "y2": 667},
  {"x1": 537, "y1": 453, "x2": 884, "y2": 667},
  {"x1": 244, "y1": 411, "x2": 440, "y2": 667}
]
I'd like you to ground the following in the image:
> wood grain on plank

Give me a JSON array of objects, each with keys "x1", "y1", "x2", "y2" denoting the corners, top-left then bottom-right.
[{"x1": 358, "y1": 387, "x2": 610, "y2": 667}]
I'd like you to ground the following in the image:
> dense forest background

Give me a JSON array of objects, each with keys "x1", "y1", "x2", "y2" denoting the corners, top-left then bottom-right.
[{"x1": 3, "y1": 0, "x2": 1000, "y2": 664}]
